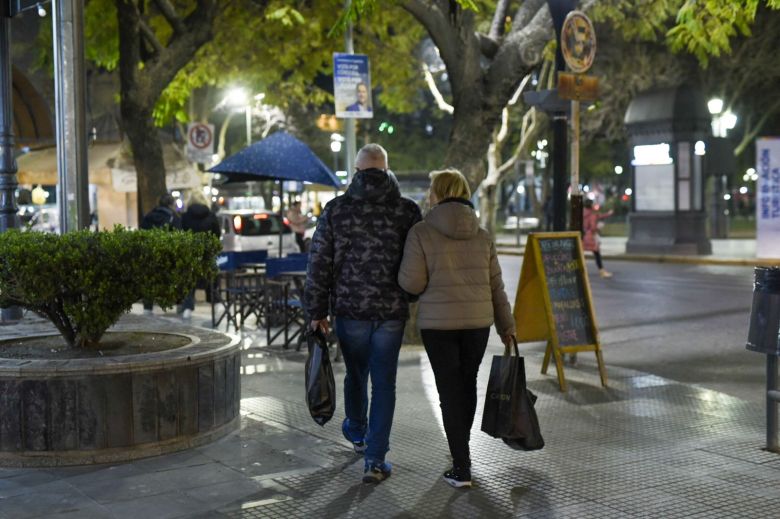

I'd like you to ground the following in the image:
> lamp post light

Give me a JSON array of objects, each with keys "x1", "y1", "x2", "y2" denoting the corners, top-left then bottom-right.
[
  {"x1": 225, "y1": 88, "x2": 251, "y2": 146},
  {"x1": 708, "y1": 97, "x2": 738, "y2": 138},
  {"x1": 330, "y1": 134, "x2": 342, "y2": 173},
  {"x1": 707, "y1": 97, "x2": 737, "y2": 238}
]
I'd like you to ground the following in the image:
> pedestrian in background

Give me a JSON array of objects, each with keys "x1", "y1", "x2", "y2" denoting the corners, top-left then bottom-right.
[
  {"x1": 286, "y1": 201, "x2": 308, "y2": 252},
  {"x1": 181, "y1": 191, "x2": 221, "y2": 319},
  {"x1": 140, "y1": 193, "x2": 182, "y2": 315},
  {"x1": 140, "y1": 193, "x2": 181, "y2": 231},
  {"x1": 305, "y1": 143, "x2": 422, "y2": 484},
  {"x1": 583, "y1": 198, "x2": 614, "y2": 278},
  {"x1": 398, "y1": 169, "x2": 515, "y2": 489}
]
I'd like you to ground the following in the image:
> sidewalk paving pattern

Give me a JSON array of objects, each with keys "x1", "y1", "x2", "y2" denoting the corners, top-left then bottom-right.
[{"x1": 2, "y1": 237, "x2": 780, "y2": 518}]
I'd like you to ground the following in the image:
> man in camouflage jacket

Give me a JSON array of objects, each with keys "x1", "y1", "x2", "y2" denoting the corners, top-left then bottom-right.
[{"x1": 305, "y1": 144, "x2": 421, "y2": 483}]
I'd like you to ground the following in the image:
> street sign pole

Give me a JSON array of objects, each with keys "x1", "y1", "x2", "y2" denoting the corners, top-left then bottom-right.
[
  {"x1": 558, "y1": 11, "x2": 597, "y2": 233},
  {"x1": 569, "y1": 98, "x2": 583, "y2": 232}
]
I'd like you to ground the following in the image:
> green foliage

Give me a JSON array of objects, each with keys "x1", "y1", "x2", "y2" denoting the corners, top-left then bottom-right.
[
  {"x1": 0, "y1": 228, "x2": 221, "y2": 349},
  {"x1": 591, "y1": 1, "x2": 679, "y2": 42},
  {"x1": 150, "y1": 1, "x2": 427, "y2": 124},
  {"x1": 84, "y1": 0, "x2": 120, "y2": 70},
  {"x1": 149, "y1": 0, "x2": 335, "y2": 125},
  {"x1": 667, "y1": 0, "x2": 758, "y2": 66},
  {"x1": 592, "y1": 1, "x2": 780, "y2": 68}
]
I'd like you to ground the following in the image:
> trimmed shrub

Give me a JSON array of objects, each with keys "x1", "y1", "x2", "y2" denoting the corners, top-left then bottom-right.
[{"x1": 0, "y1": 227, "x2": 221, "y2": 348}]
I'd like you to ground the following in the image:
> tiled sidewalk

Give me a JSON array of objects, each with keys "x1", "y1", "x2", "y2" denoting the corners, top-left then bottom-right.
[
  {"x1": 1, "y1": 316, "x2": 779, "y2": 518},
  {"x1": 497, "y1": 236, "x2": 779, "y2": 267}
]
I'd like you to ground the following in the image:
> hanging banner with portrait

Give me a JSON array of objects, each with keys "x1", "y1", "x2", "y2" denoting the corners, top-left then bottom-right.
[
  {"x1": 756, "y1": 137, "x2": 780, "y2": 258},
  {"x1": 333, "y1": 53, "x2": 373, "y2": 119}
]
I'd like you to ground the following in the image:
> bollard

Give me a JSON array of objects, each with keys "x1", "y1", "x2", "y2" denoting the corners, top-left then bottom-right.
[{"x1": 746, "y1": 266, "x2": 780, "y2": 452}]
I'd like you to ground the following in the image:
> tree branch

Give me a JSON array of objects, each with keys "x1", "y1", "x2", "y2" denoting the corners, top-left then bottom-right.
[
  {"x1": 138, "y1": 19, "x2": 164, "y2": 56},
  {"x1": 510, "y1": 0, "x2": 546, "y2": 34},
  {"x1": 403, "y1": 1, "x2": 459, "y2": 74},
  {"x1": 422, "y1": 64, "x2": 454, "y2": 114},
  {"x1": 478, "y1": 33, "x2": 500, "y2": 58},
  {"x1": 486, "y1": 3, "x2": 551, "y2": 107},
  {"x1": 146, "y1": 0, "x2": 218, "y2": 102},
  {"x1": 735, "y1": 97, "x2": 780, "y2": 156},
  {"x1": 403, "y1": 0, "x2": 479, "y2": 98},
  {"x1": 489, "y1": 0, "x2": 512, "y2": 39},
  {"x1": 496, "y1": 107, "x2": 538, "y2": 177},
  {"x1": 151, "y1": 0, "x2": 185, "y2": 34}
]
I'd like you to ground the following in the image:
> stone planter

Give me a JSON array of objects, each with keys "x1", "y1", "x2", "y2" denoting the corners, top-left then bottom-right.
[{"x1": 0, "y1": 321, "x2": 240, "y2": 467}]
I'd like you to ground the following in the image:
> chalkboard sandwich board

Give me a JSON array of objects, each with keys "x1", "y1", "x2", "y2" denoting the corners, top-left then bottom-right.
[{"x1": 513, "y1": 232, "x2": 607, "y2": 391}]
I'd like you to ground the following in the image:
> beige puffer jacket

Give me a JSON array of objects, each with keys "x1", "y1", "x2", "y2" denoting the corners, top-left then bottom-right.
[{"x1": 398, "y1": 199, "x2": 515, "y2": 336}]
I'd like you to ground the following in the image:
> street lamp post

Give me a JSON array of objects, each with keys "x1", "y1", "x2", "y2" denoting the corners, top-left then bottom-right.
[
  {"x1": 330, "y1": 133, "x2": 344, "y2": 196},
  {"x1": 225, "y1": 88, "x2": 252, "y2": 147},
  {"x1": 707, "y1": 97, "x2": 737, "y2": 239},
  {"x1": 0, "y1": 8, "x2": 19, "y2": 235},
  {"x1": 330, "y1": 137, "x2": 341, "y2": 172}
]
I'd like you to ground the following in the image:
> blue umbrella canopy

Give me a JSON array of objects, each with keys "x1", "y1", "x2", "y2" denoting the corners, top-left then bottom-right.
[{"x1": 208, "y1": 131, "x2": 341, "y2": 188}]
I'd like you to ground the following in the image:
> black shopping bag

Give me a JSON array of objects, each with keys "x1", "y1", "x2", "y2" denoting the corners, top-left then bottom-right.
[
  {"x1": 480, "y1": 338, "x2": 544, "y2": 451},
  {"x1": 305, "y1": 328, "x2": 336, "y2": 426}
]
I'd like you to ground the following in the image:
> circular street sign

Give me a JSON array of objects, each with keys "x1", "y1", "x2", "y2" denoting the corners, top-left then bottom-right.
[
  {"x1": 561, "y1": 11, "x2": 596, "y2": 74},
  {"x1": 188, "y1": 123, "x2": 213, "y2": 150}
]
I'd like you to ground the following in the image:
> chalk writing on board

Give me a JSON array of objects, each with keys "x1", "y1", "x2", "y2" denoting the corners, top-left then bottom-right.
[{"x1": 539, "y1": 237, "x2": 595, "y2": 346}]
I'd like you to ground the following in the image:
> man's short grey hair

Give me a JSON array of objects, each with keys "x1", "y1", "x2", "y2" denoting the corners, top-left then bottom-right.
[{"x1": 356, "y1": 143, "x2": 388, "y2": 167}]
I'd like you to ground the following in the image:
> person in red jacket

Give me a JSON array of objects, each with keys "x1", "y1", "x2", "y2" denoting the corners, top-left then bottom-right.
[{"x1": 582, "y1": 198, "x2": 613, "y2": 278}]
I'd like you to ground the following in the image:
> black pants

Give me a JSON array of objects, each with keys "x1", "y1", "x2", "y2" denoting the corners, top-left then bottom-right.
[
  {"x1": 295, "y1": 232, "x2": 306, "y2": 252},
  {"x1": 421, "y1": 327, "x2": 490, "y2": 469},
  {"x1": 593, "y1": 250, "x2": 604, "y2": 269}
]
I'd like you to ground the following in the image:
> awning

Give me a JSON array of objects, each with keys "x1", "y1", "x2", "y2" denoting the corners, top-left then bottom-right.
[{"x1": 14, "y1": 141, "x2": 202, "y2": 191}]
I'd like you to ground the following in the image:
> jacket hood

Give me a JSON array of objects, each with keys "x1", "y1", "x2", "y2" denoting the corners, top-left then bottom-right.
[
  {"x1": 186, "y1": 203, "x2": 210, "y2": 218},
  {"x1": 346, "y1": 168, "x2": 400, "y2": 203},
  {"x1": 146, "y1": 206, "x2": 176, "y2": 226},
  {"x1": 425, "y1": 198, "x2": 479, "y2": 240}
]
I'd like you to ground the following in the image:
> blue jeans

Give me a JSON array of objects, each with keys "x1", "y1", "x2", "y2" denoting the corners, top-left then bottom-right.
[{"x1": 336, "y1": 318, "x2": 405, "y2": 464}]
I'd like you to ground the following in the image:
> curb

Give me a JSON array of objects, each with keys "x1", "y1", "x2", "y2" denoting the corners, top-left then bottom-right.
[{"x1": 496, "y1": 247, "x2": 780, "y2": 268}]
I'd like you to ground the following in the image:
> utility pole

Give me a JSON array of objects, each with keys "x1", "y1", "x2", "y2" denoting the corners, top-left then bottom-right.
[
  {"x1": 343, "y1": 0, "x2": 356, "y2": 184},
  {"x1": 53, "y1": 0, "x2": 90, "y2": 232}
]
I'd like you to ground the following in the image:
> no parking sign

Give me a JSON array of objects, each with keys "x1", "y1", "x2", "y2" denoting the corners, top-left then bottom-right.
[{"x1": 186, "y1": 122, "x2": 215, "y2": 164}]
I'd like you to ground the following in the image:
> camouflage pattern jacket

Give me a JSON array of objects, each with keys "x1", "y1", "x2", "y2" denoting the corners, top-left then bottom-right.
[{"x1": 304, "y1": 169, "x2": 422, "y2": 321}]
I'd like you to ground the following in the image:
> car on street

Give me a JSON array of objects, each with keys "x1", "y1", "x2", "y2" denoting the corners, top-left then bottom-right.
[{"x1": 217, "y1": 210, "x2": 299, "y2": 257}]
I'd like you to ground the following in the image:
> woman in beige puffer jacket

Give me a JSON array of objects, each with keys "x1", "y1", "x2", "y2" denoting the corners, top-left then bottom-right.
[{"x1": 398, "y1": 169, "x2": 515, "y2": 489}]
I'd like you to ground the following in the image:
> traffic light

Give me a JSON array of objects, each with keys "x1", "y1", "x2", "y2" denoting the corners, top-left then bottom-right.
[{"x1": 378, "y1": 121, "x2": 394, "y2": 135}]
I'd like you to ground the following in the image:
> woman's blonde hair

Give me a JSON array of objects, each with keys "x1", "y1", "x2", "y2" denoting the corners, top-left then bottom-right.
[{"x1": 429, "y1": 168, "x2": 471, "y2": 201}]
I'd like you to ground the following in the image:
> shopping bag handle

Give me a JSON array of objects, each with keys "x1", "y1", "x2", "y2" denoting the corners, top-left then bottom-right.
[{"x1": 504, "y1": 336, "x2": 520, "y2": 357}]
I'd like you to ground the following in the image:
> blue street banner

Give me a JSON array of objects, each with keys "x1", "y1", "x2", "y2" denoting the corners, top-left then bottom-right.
[
  {"x1": 756, "y1": 137, "x2": 780, "y2": 258},
  {"x1": 334, "y1": 53, "x2": 373, "y2": 119}
]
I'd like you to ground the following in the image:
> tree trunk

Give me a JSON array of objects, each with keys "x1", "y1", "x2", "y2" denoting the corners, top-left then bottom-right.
[
  {"x1": 444, "y1": 108, "x2": 497, "y2": 193},
  {"x1": 123, "y1": 106, "x2": 167, "y2": 218},
  {"x1": 115, "y1": 0, "x2": 218, "y2": 221}
]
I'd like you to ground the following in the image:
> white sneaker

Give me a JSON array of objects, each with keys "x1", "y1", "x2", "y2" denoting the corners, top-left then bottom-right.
[{"x1": 182, "y1": 309, "x2": 192, "y2": 320}]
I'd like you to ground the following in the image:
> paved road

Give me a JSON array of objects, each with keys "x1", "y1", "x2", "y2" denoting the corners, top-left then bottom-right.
[{"x1": 498, "y1": 255, "x2": 764, "y2": 402}]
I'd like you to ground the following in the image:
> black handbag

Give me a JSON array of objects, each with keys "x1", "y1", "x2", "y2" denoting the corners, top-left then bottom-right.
[
  {"x1": 480, "y1": 338, "x2": 544, "y2": 451},
  {"x1": 304, "y1": 328, "x2": 336, "y2": 426}
]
